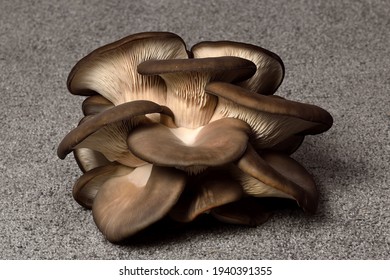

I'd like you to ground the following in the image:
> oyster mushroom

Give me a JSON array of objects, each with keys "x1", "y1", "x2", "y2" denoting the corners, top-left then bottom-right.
[
  {"x1": 92, "y1": 164, "x2": 186, "y2": 243},
  {"x1": 127, "y1": 117, "x2": 251, "y2": 172},
  {"x1": 67, "y1": 32, "x2": 189, "y2": 105},
  {"x1": 137, "y1": 56, "x2": 256, "y2": 128},
  {"x1": 57, "y1": 100, "x2": 170, "y2": 167},
  {"x1": 57, "y1": 31, "x2": 333, "y2": 242},
  {"x1": 72, "y1": 162, "x2": 128, "y2": 208},
  {"x1": 206, "y1": 82, "x2": 333, "y2": 151},
  {"x1": 191, "y1": 40, "x2": 284, "y2": 95},
  {"x1": 235, "y1": 145, "x2": 318, "y2": 213},
  {"x1": 73, "y1": 112, "x2": 112, "y2": 172},
  {"x1": 81, "y1": 95, "x2": 114, "y2": 116},
  {"x1": 73, "y1": 148, "x2": 111, "y2": 172}
]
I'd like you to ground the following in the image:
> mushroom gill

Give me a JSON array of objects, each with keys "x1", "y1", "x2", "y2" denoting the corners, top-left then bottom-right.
[
  {"x1": 67, "y1": 32, "x2": 188, "y2": 105},
  {"x1": 57, "y1": 32, "x2": 333, "y2": 242},
  {"x1": 137, "y1": 56, "x2": 256, "y2": 128}
]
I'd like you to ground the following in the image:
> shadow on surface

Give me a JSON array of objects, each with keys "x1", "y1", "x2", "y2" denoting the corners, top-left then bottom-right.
[{"x1": 118, "y1": 198, "x2": 300, "y2": 247}]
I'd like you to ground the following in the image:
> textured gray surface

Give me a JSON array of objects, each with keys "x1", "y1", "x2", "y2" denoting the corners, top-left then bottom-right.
[{"x1": 1, "y1": 0, "x2": 389, "y2": 259}]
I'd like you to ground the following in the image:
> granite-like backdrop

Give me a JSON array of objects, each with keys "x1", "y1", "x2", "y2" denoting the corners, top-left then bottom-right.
[{"x1": 1, "y1": 0, "x2": 389, "y2": 259}]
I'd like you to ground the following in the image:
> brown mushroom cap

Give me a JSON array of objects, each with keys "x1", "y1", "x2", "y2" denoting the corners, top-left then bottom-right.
[
  {"x1": 71, "y1": 116, "x2": 112, "y2": 172},
  {"x1": 67, "y1": 32, "x2": 189, "y2": 105},
  {"x1": 92, "y1": 164, "x2": 186, "y2": 242},
  {"x1": 169, "y1": 172, "x2": 244, "y2": 222},
  {"x1": 137, "y1": 56, "x2": 256, "y2": 80},
  {"x1": 206, "y1": 82, "x2": 333, "y2": 149},
  {"x1": 72, "y1": 163, "x2": 131, "y2": 209},
  {"x1": 207, "y1": 82, "x2": 333, "y2": 132},
  {"x1": 138, "y1": 56, "x2": 256, "y2": 128},
  {"x1": 236, "y1": 145, "x2": 318, "y2": 213},
  {"x1": 82, "y1": 95, "x2": 114, "y2": 116},
  {"x1": 265, "y1": 134, "x2": 305, "y2": 155},
  {"x1": 57, "y1": 100, "x2": 165, "y2": 160},
  {"x1": 127, "y1": 118, "x2": 251, "y2": 169},
  {"x1": 191, "y1": 41, "x2": 284, "y2": 95}
]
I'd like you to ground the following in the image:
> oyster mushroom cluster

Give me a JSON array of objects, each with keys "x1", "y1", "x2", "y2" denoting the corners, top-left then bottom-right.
[{"x1": 57, "y1": 32, "x2": 333, "y2": 243}]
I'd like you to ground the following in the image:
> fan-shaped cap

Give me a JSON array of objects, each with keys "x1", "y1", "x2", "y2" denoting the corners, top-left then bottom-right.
[
  {"x1": 236, "y1": 145, "x2": 318, "y2": 213},
  {"x1": 207, "y1": 82, "x2": 333, "y2": 132},
  {"x1": 92, "y1": 164, "x2": 186, "y2": 242},
  {"x1": 206, "y1": 82, "x2": 333, "y2": 149},
  {"x1": 67, "y1": 32, "x2": 189, "y2": 105},
  {"x1": 127, "y1": 118, "x2": 251, "y2": 169},
  {"x1": 137, "y1": 56, "x2": 256, "y2": 80},
  {"x1": 81, "y1": 95, "x2": 114, "y2": 116},
  {"x1": 191, "y1": 40, "x2": 284, "y2": 95},
  {"x1": 57, "y1": 100, "x2": 164, "y2": 160},
  {"x1": 72, "y1": 163, "x2": 132, "y2": 209}
]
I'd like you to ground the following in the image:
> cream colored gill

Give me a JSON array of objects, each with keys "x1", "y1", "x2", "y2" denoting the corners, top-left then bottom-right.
[
  {"x1": 163, "y1": 71, "x2": 218, "y2": 128},
  {"x1": 210, "y1": 99, "x2": 315, "y2": 148},
  {"x1": 75, "y1": 119, "x2": 145, "y2": 167},
  {"x1": 74, "y1": 38, "x2": 188, "y2": 105},
  {"x1": 235, "y1": 170, "x2": 293, "y2": 199}
]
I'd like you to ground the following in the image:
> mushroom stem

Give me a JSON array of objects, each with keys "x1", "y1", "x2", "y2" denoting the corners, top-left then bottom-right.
[
  {"x1": 138, "y1": 57, "x2": 256, "y2": 128},
  {"x1": 163, "y1": 72, "x2": 218, "y2": 128}
]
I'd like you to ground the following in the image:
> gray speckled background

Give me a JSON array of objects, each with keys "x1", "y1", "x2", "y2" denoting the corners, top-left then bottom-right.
[{"x1": 1, "y1": 0, "x2": 389, "y2": 259}]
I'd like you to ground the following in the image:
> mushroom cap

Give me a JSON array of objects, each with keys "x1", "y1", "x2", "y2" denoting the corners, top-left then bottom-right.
[
  {"x1": 206, "y1": 82, "x2": 333, "y2": 134},
  {"x1": 191, "y1": 40, "x2": 284, "y2": 95},
  {"x1": 82, "y1": 94, "x2": 114, "y2": 116},
  {"x1": 73, "y1": 148, "x2": 111, "y2": 173},
  {"x1": 92, "y1": 164, "x2": 186, "y2": 242},
  {"x1": 261, "y1": 151, "x2": 318, "y2": 205},
  {"x1": 57, "y1": 100, "x2": 165, "y2": 160},
  {"x1": 127, "y1": 117, "x2": 251, "y2": 169},
  {"x1": 265, "y1": 134, "x2": 305, "y2": 155},
  {"x1": 206, "y1": 82, "x2": 333, "y2": 150},
  {"x1": 72, "y1": 163, "x2": 131, "y2": 209},
  {"x1": 70, "y1": 111, "x2": 149, "y2": 168},
  {"x1": 137, "y1": 56, "x2": 256, "y2": 82},
  {"x1": 71, "y1": 116, "x2": 112, "y2": 172},
  {"x1": 236, "y1": 145, "x2": 318, "y2": 213},
  {"x1": 169, "y1": 172, "x2": 244, "y2": 222},
  {"x1": 67, "y1": 32, "x2": 189, "y2": 105}
]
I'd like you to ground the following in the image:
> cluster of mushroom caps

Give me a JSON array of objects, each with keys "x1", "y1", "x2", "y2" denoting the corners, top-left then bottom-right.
[{"x1": 57, "y1": 32, "x2": 333, "y2": 243}]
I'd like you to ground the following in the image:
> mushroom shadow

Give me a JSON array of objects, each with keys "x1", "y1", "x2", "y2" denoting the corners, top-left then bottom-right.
[{"x1": 117, "y1": 198, "x2": 299, "y2": 247}]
